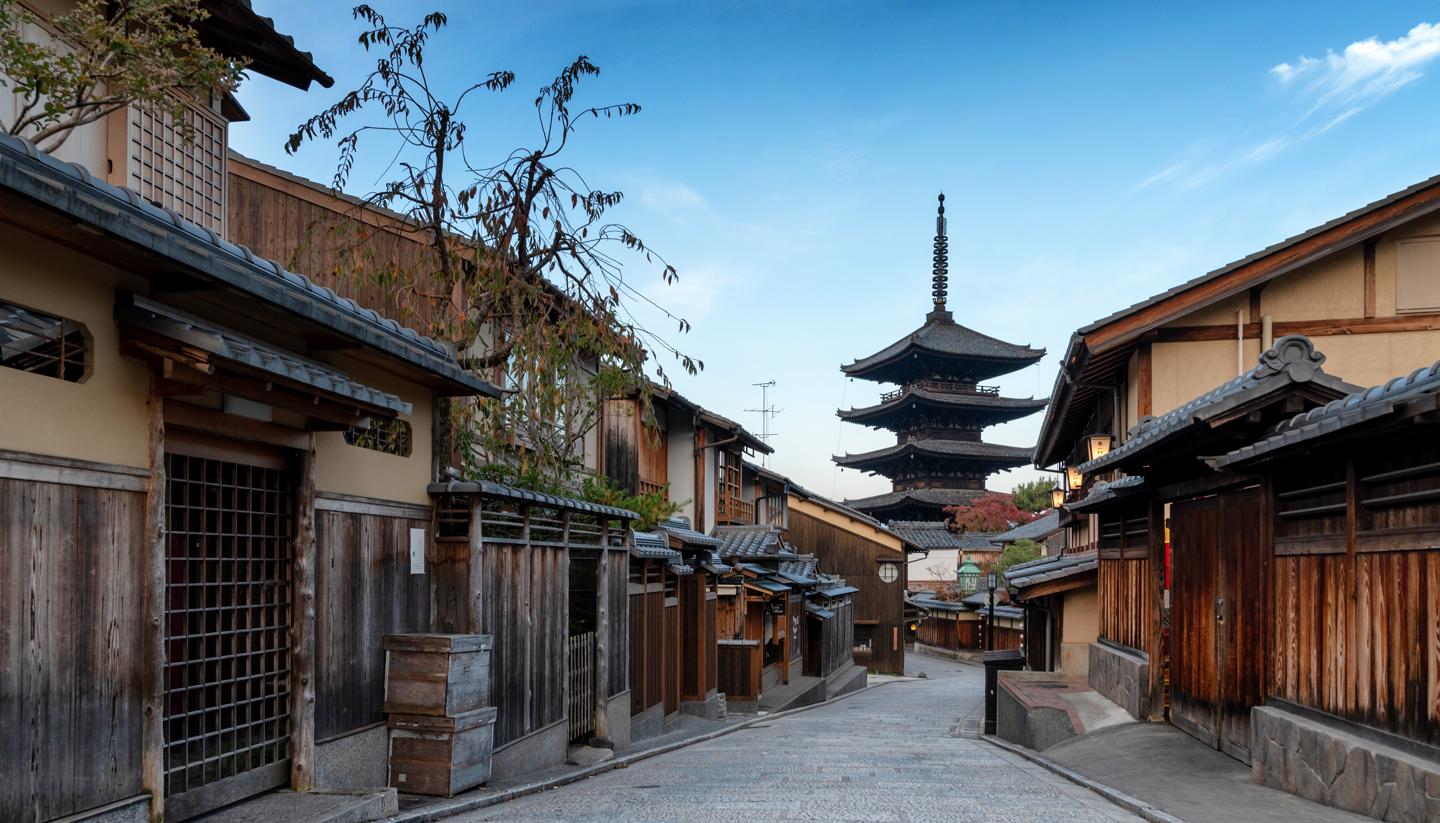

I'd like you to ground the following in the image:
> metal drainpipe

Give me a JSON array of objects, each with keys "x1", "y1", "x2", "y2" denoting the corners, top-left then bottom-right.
[
  {"x1": 1262, "y1": 315, "x2": 1274, "y2": 351},
  {"x1": 1237, "y1": 309, "x2": 1245, "y2": 376}
]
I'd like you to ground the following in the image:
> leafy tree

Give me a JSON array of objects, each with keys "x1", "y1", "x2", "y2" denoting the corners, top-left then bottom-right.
[
  {"x1": 1011, "y1": 479, "x2": 1053, "y2": 513},
  {"x1": 944, "y1": 494, "x2": 1038, "y2": 533},
  {"x1": 287, "y1": 6, "x2": 698, "y2": 487},
  {"x1": 0, "y1": 0, "x2": 244, "y2": 151},
  {"x1": 995, "y1": 538, "x2": 1044, "y2": 576}
]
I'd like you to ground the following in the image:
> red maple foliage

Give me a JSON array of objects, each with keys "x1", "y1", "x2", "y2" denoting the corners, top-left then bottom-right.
[{"x1": 944, "y1": 494, "x2": 1039, "y2": 533}]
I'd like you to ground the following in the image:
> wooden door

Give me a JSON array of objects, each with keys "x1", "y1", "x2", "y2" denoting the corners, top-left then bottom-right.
[{"x1": 1169, "y1": 487, "x2": 1265, "y2": 761}]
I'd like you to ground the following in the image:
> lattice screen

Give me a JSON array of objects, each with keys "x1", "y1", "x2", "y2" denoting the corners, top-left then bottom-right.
[{"x1": 123, "y1": 99, "x2": 227, "y2": 235}]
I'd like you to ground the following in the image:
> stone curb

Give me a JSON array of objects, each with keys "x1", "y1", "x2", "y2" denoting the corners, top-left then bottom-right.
[
  {"x1": 384, "y1": 678, "x2": 906, "y2": 823},
  {"x1": 981, "y1": 735, "x2": 1189, "y2": 823}
]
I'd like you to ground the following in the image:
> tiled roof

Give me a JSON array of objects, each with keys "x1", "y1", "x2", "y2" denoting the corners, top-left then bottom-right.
[
  {"x1": 838, "y1": 388, "x2": 1047, "y2": 424},
  {"x1": 1067, "y1": 476, "x2": 1147, "y2": 513},
  {"x1": 844, "y1": 487, "x2": 991, "y2": 514},
  {"x1": 656, "y1": 517, "x2": 721, "y2": 548},
  {"x1": 118, "y1": 297, "x2": 410, "y2": 415},
  {"x1": 204, "y1": 0, "x2": 334, "y2": 90},
  {"x1": 1078, "y1": 336, "x2": 1355, "y2": 475},
  {"x1": 631, "y1": 531, "x2": 683, "y2": 562},
  {"x1": 779, "y1": 555, "x2": 821, "y2": 582},
  {"x1": 842, "y1": 310, "x2": 1045, "y2": 377},
  {"x1": 712, "y1": 525, "x2": 793, "y2": 558},
  {"x1": 1005, "y1": 551, "x2": 1098, "y2": 592},
  {"x1": 817, "y1": 584, "x2": 859, "y2": 598},
  {"x1": 425, "y1": 480, "x2": 638, "y2": 521},
  {"x1": 991, "y1": 510, "x2": 1062, "y2": 543},
  {"x1": 0, "y1": 133, "x2": 496, "y2": 398},
  {"x1": 887, "y1": 520, "x2": 997, "y2": 550},
  {"x1": 835, "y1": 438, "x2": 1034, "y2": 469},
  {"x1": 1217, "y1": 355, "x2": 1440, "y2": 468}
]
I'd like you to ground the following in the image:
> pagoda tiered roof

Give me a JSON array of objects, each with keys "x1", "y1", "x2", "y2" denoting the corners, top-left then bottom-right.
[
  {"x1": 833, "y1": 437, "x2": 1032, "y2": 473},
  {"x1": 842, "y1": 487, "x2": 990, "y2": 521},
  {"x1": 840, "y1": 308, "x2": 1045, "y2": 385},
  {"x1": 838, "y1": 382, "x2": 1047, "y2": 429}
]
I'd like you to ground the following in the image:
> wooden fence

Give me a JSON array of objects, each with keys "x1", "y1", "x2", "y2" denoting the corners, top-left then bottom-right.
[
  {"x1": 717, "y1": 640, "x2": 761, "y2": 702},
  {"x1": 566, "y1": 632, "x2": 596, "y2": 743}
]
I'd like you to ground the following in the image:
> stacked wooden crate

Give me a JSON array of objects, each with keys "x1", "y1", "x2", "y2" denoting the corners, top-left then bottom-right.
[{"x1": 384, "y1": 634, "x2": 496, "y2": 796}]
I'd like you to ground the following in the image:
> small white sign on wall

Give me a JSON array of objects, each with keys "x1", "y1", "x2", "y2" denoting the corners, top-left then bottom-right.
[{"x1": 409, "y1": 528, "x2": 426, "y2": 575}]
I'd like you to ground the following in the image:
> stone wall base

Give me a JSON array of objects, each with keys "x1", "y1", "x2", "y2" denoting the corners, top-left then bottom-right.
[
  {"x1": 1251, "y1": 705, "x2": 1440, "y2": 822},
  {"x1": 490, "y1": 719, "x2": 568, "y2": 782},
  {"x1": 1087, "y1": 641, "x2": 1152, "y2": 721},
  {"x1": 316, "y1": 723, "x2": 389, "y2": 790},
  {"x1": 680, "y1": 690, "x2": 722, "y2": 721},
  {"x1": 52, "y1": 795, "x2": 149, "y2": 823},
  {"x1": 629, "y1": 701, "x2": 665, "y2": 743},
  {"x1": 604, "y1": 691, "x2": 632, "y2": 751}
]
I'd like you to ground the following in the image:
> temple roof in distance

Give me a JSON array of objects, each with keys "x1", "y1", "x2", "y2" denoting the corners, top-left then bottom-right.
[
  {"x1": 840, "y1": 309, "x2": 1046, "y2": 385},
  {"x1": 843, "y1": 487, "x2": 990, "y2": 519},
  {"x1": 838, "y1": 385, "x2": 1048, "y2": 428}
]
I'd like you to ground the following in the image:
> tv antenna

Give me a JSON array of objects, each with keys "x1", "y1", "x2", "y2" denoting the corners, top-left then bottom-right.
[{"x1": 746, "y1": 380, "x2": 783, "y2": 466}]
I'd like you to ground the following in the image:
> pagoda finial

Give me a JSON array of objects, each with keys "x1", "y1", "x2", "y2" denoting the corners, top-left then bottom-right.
[{"x1": 932, "y1": 193, "x2": 948, "y2": 310}]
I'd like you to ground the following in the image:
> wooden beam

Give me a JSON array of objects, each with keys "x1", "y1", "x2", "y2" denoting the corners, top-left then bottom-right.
[
  {"x1": 1363, "y1": 239, "x2": 1378, "y2": 319},
  {"x1": 289, "y1": 439, "x2": 318, "y2": 791},
  {"x1": 163, "y1": 400, "x2": 312, "y2": 450},
  {"x1": 1249, "y1": 287, "x2": 1263, "y2": 323},
  {"x1": 1137, "y1": 343, "x2": 1153, "y2": 418},
  {"x1": 1151, "y1": 312, "x2": 1440, "y2": 343},
  {"x1": 593, "y1": 516, "x2": 612, "y2": 747},
  {"x1": 1086, "y1": 180, "x2": 1440, "y2": 353},
  {"x1": 141, "y1": 377, "x2": 166, "y2": 823}
]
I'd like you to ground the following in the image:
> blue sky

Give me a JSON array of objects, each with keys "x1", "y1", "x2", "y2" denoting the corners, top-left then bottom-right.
[{"x1": 231, "y1": 1, "x2": 1440, "y2": 501}]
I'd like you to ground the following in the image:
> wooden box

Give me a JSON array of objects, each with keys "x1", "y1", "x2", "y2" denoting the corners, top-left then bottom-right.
[
  {"x1": 388, "y1": 706, "x2": 497, "y2": 796},
  {"x1": 383, "y1": 633, "x2": 492, "y2": 717}
]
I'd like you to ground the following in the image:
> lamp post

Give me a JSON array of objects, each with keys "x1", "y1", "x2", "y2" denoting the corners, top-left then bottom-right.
[{"x1": 986, "y1": 570, "x2": 998, "y2": 651}]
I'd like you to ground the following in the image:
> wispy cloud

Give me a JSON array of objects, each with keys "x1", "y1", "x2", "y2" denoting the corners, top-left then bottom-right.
[
  {"x1": 1138, "y1": 22, "x2": 1440, "y2": 192},
  {"x1": 637, "y1": 181, "x2": 706, "y2": 218}
]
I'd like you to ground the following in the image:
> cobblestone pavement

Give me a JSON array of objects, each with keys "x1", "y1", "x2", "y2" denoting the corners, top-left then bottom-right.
[{"x1": 455, "y1": 652, "x2": 1143, "y2": 823}]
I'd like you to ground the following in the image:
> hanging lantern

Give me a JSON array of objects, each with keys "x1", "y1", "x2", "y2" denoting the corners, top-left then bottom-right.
[
  {"x1": 1049, "y1": 486, "x2": 1065, "y2": 509},
  {"x1": 1086, "y1": 434, "x2": 1115, "y2": 462},
  {"x1": 956, "y1": 556, "x2": 982, "y2": 594},
  {"x1": 1065, "y1": 464, "x2": 1083, "y2": 491}
]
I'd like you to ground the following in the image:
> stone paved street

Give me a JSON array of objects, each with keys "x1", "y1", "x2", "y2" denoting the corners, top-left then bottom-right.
[{"x1": 455, "y1": 652, "x2": 1143, "y2": 823}]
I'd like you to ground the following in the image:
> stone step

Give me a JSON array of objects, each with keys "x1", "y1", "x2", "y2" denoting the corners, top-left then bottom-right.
[{"x1": 198, "y1": 788, "x2": 398, "y2": 823}]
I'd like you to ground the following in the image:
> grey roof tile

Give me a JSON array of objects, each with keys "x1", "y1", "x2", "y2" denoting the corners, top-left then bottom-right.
[
  {"x1": 713, "y1": 525, "x2": 790, "y2": 558},
  {"x1": 1066, "y1": 476, "x2": 1147, "y2": 513},
  {"x1": 991, "y1": 510, "x2": 1062, "y2": 543},
  {"x1": 842, "y1": 310, "x2": 1044, "y2": 377},
  {"x1": 835, "y1": 438, "x2": 1034, "y2": 468},
  {"x1": 887, "y1": 520, "x2": 997, "y2": 550}
]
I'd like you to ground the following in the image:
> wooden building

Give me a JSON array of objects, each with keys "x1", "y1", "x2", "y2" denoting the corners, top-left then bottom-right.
[
  {"x1": 786, "y1": 485, "x2": 913, "y2": 674},
  {"x1": 892, "y1": 519, "x2": 999, "y2": 592},
  {"x1": 713, "y1": 525, "x2": 805, "y2": 702},
  {"x1": 910, "y1": 592, "x2": 1024, "y2": 654},
  {"x1": 0, "y1": 115, "x2": 505, "y2": 823},
  {"x1": 1054, "y1": 338, "x2": 1440, "y2": 820},
  {"x1": 1004, "y1": 552, "x2": 1097, "y2": 674}
]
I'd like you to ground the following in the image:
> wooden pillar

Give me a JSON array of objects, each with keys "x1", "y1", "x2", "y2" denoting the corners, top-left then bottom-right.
[
  {"x1": 289, "y1": 438, "x2": 317, "y2": 790},
  {"x1": 141, "y1": 378, "x2": 166, "y2": 823},
  {"x1": 467, "y1": 497, "x2": 485, "y2": 634},
  {"x1": 593, "y1": 517, "x2": 612, "y2": 746},
  {"x1": 1137, "y1": 343, "x2": 1153, "y2": 418},
  {"x1": 1363, "y1": 239, "x2": 1377, "y2": 319}
]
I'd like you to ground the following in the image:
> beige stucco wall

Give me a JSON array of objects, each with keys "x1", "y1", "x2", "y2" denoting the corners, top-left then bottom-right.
[
  {"x1": 1060, "y1": 586, "x2": 1098, "y2": 678},
  {"x1": 666, "y1": 415, "x2": 696, "y2": 526},
  {"x1": 1257, "y1": 245, "x2": 1364, "y2": 321},
  {"x1": 311, "y1": 360, "x2": 434, "y2": 507},
  {"x1": 0, "y1": 225, "x2": 151, "y2": 467}
]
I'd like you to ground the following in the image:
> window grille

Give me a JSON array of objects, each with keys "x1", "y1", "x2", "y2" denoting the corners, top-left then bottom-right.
[
  {"x1": 122, "y1": 98, "x2": 227, "y2": 235},
  {"x1": 343, "y1": 417, "x2": 413, "y2": 457},
  {"x1": 0, "y1": 300, "x2": 88, "y2": 381},
  {"x1": 163, "y1": 454, "x2": 293, "y2": 803}
]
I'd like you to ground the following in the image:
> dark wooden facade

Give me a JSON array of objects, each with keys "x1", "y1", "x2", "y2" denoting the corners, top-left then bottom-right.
[
  {"x1": 787, "y1": 507, "x2": 907, "y2": 673},
  {"x1": 802, "y1": 597, "x2": 856, "y2": 679},
  {"x1": 628, "y1": 558, "x2": 680, "y2": 718}
]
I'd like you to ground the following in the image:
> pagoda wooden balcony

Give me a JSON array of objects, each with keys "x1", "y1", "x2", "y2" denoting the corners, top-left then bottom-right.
[{"x1": 881, "y1": 380, "x2": 1001, "y2": 403}]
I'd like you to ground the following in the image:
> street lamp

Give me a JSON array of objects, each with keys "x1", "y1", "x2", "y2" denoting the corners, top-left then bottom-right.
[
  {"x1": 1049, "y1": 485, "x2": 1065, "y2": 509},
  {"x1": 1065, "y1": 464, "x2": 1084, "y2": 494},
  {"x1": 986, "y1": 571, "x2": 999, "y2": 651},
  {"x1": 956, "y1": 557, "x2": 981, "y2": 594}
]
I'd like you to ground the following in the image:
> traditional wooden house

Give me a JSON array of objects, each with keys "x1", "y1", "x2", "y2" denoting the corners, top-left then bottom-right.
[
  {"x1": 990, "y1": 509, "x2": 1063, "y2": 552},
  {"x1": 625, "y1": 517, "x2": 726, "y2": 740},
  {"x1": 785, "y1": 484, "x2": 913, "y2": 673},
  {"x1": 0, "y1": 116, "x2": 515, "y2": 821},
  {"x1": 598, "y1": 385, "x2": 771, "y2": 528},
  {"x1": 909, "y1": 591, "x2": 1024, "y2": 655},
  {"x1": 712, "y1": 525, "x2": 804, "y2": 702},
  {"x1": 1004, "y1": 552, "x2": 1098, "y2": 674},
  {"x1": 892, "y1": 519, "x2": 998, "y2": 592}
]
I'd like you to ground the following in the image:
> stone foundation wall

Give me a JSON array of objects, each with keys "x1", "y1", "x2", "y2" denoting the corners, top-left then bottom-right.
[
  {"x1": 316, "y1": 723, "x2": 389, "y2": 790},
  {"x1": 681, "y1": 690, "x2": 723, "y2": 721},
  {"x1": 1251, "y1": 705, "x2": 1440, "y2": 822},
  {"x1": 490, "y1": 719, "x2": 568, "y2": 782},
  {"x1": 1087, "y1": 641, "x2": 1151, "y2": 721}
]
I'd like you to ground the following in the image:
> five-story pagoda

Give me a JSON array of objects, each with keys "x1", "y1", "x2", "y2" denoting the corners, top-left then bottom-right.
[{"x1": 835, "y1": 195, "x2": 1046, "y2": 522}]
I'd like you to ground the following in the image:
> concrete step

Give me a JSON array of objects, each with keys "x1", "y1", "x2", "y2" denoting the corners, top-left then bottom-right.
[
  {"x1": 757, "y1": 674, "x2": 827, "y2": 713},
  {"x1": 198, "y1": 788, "x2": 398, "y2": 823},
  {"x1": 824, "y1": 664, "x2": 868, "y2": 699}
]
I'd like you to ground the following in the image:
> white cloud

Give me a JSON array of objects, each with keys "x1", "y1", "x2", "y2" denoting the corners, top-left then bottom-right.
[
  {"x1": 1138, "y1": 22, "x2": 1440, "y2": 192},
  {"x1": 1272, "y1": 23, "x2": 1440, "y2": 114}
]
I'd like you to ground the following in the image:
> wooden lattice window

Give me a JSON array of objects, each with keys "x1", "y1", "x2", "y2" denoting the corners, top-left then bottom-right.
[
  {"x1": 1274, "y1": 463, "x2": 1347, "y2": 555},
  {"x1": 343, "y1": 418, "x2": 413, "y2": 457},
  {"x1": 716, "y1": 448, "x2": 749, "y2": 523},
  {"x1": 0, "y1": 300, "x2": 88, "y2": 381},
  {"x1": 121, "y1": 98, "x2": 227, "y2": 235}
]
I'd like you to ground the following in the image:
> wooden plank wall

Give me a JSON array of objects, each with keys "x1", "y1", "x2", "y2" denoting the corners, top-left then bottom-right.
[
  {"x1": 314, "y1": 505, "x2": 430, "y2": 739},
  {"x1": 717, "y1": 643, "x2": 761, "y2": 701},
  {"x1": 916, "y1": 612, "x2": 982, "y2": 651},
  {"x1": 226, "y1": 166, "x2": 447, "y2": 336},
  {"x1": 680, "y1": 577, "x2": 706, "y2": 701},
  {"x1": 1, "y1": 476, "x2": 147, "y2": 823},
  {"x1": 601, "y1": 399, "x2": 639, "y2": 494},
  {"x1": 705, "y1": 596, "x2": 718, "y2": 693},
  {"x1": 1098, "y1": 557, "x2": 1153, "y2": 652},
  {"x1": 786, "y1": 509, "x2": 906, "y2": 673},
  {"x1": 478, "y1": 542, "x2": 568, "y2": 747},
  {"x1": 603, "y1": 555, "x2": 629, "y2": 700}
]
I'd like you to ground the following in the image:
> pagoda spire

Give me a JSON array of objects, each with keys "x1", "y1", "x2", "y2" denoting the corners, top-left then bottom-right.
[{"x1": 931, "y1": 193, "x2": 948, "y2": 311}]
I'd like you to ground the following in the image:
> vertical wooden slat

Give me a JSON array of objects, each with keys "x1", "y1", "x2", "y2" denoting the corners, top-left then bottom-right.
[
  {"x1": 289, "y1": 440, "x2": 317, "y2": 790},
  {"x1": 141, "y1": 380, "x2": 166, "y2": 823}
]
